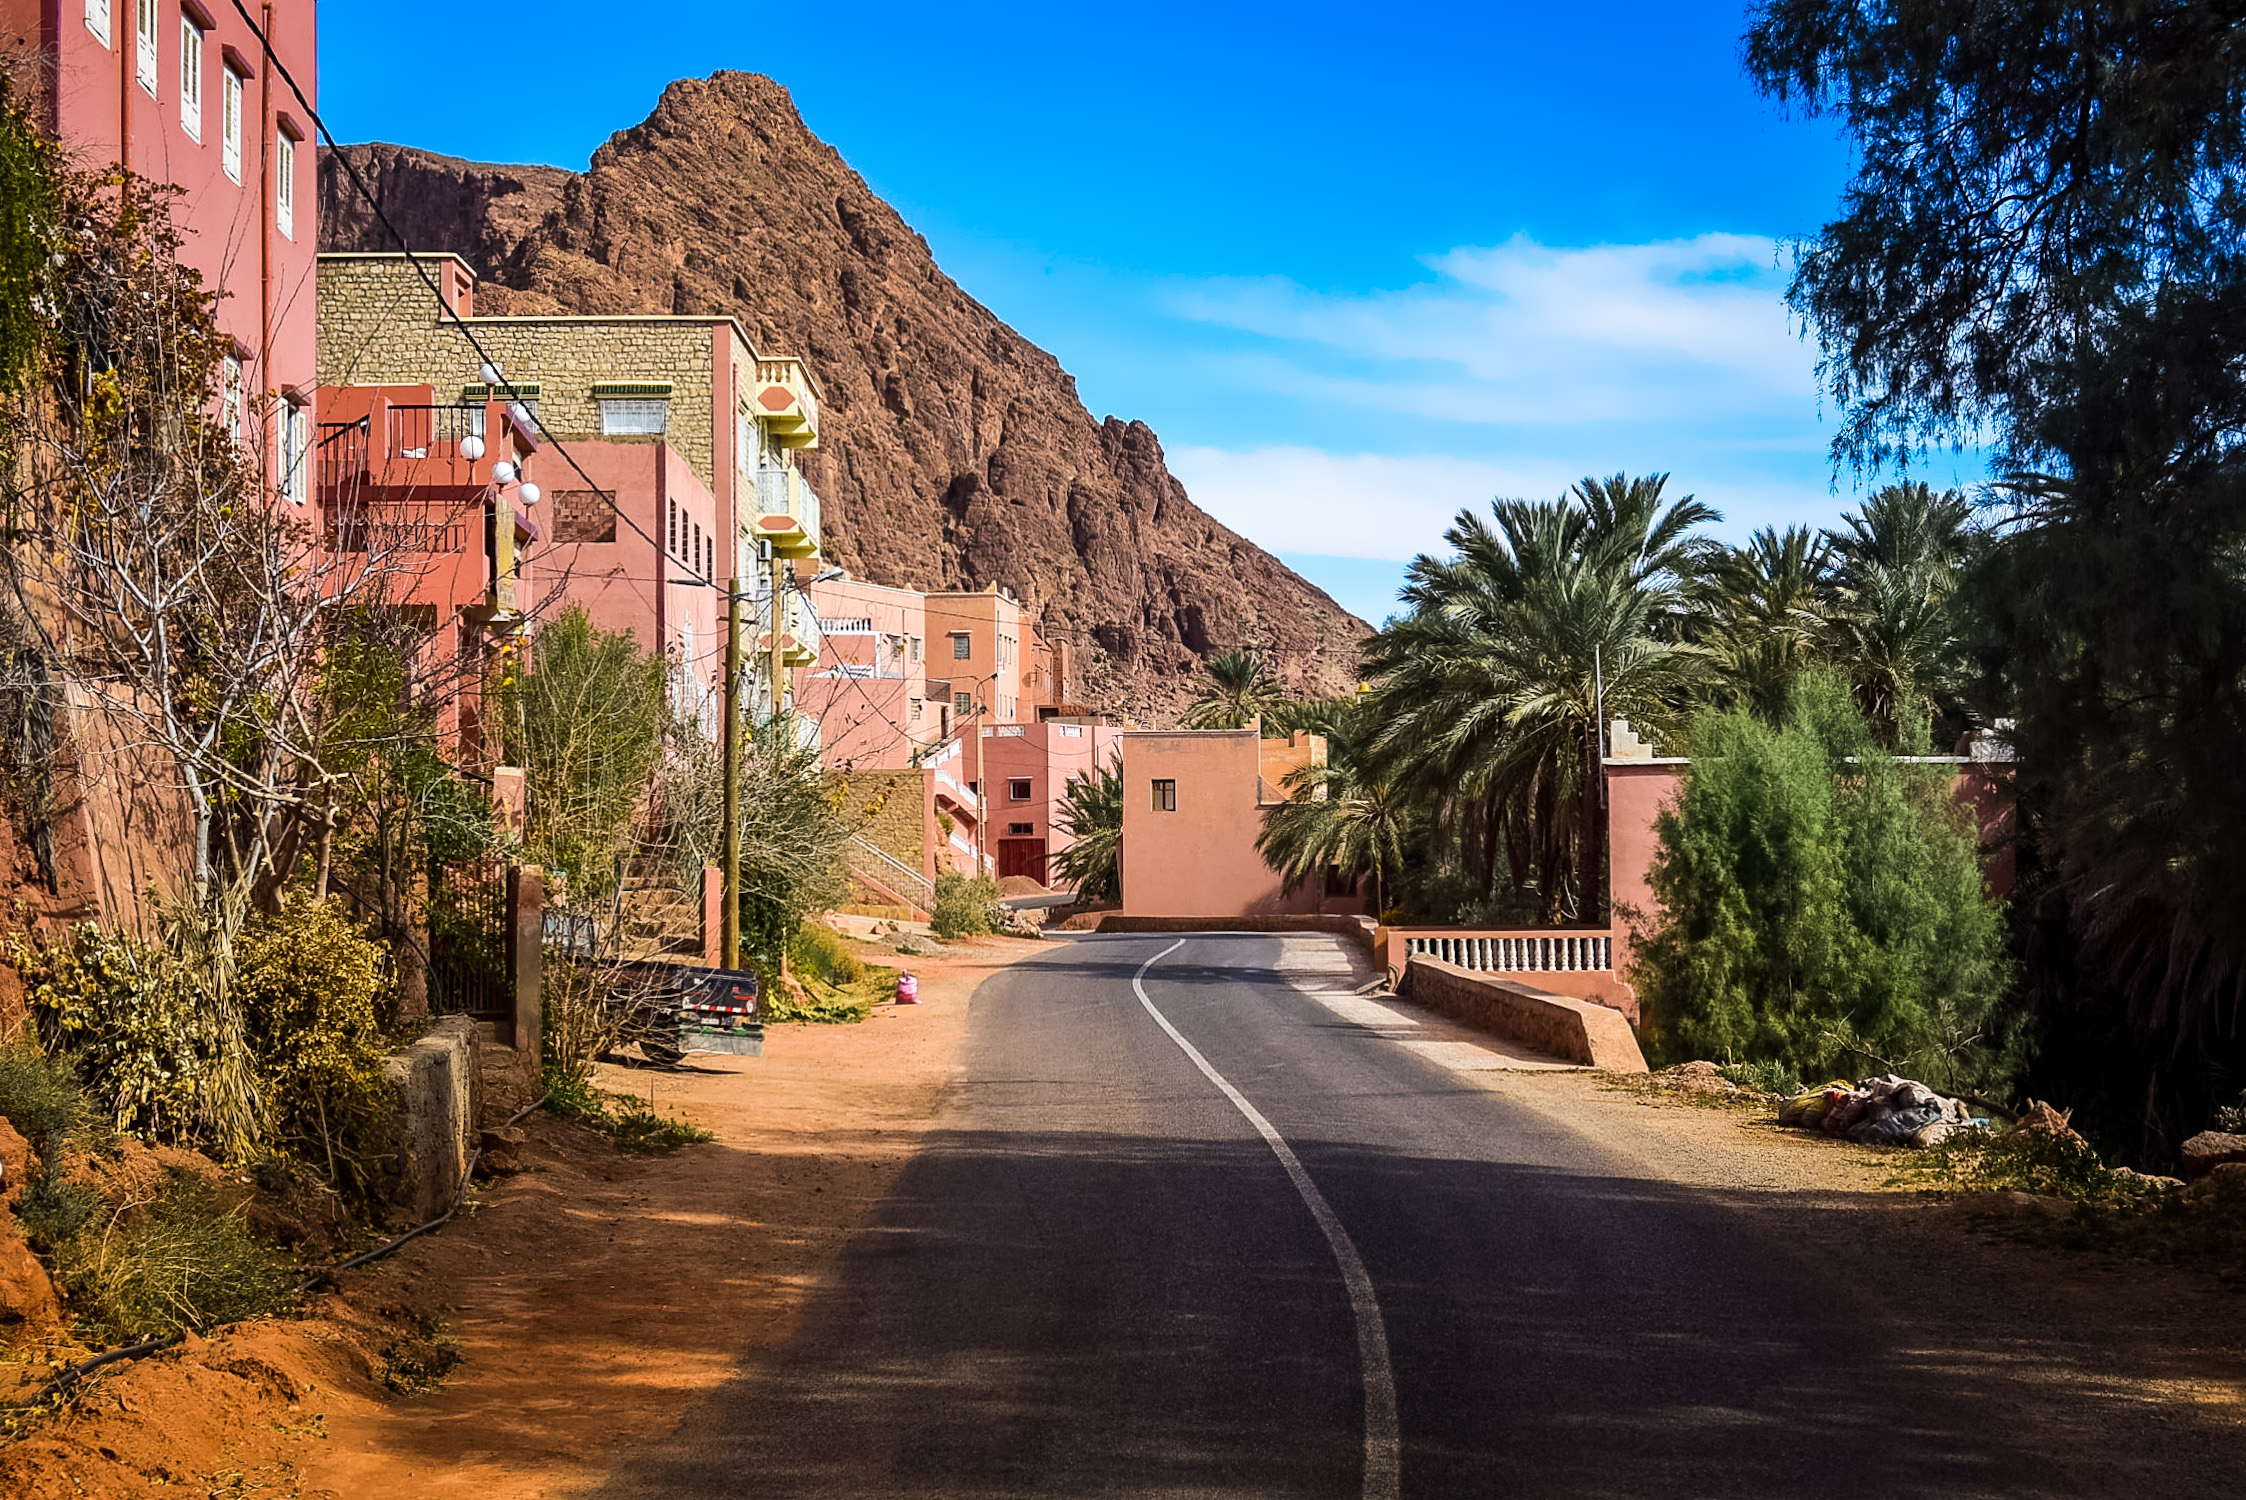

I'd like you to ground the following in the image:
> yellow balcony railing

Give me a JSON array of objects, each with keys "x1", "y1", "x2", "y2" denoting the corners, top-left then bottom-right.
[
  {"x1": 750, "y1": 357, "x2": 820, "y2": 449},
  {"x1": 750, "y1": 465, "x2": 822, "y2": 560}
]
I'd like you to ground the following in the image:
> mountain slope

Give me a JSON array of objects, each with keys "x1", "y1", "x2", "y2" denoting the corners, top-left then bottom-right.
[{"x1": 318, "y1": 73, "x2": 1366, "y2": 717}]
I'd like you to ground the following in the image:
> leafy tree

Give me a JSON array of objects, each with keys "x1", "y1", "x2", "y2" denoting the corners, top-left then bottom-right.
[
  {"x1": 1631, "y1": 674, "x2": 2015, "y2": 1091},
  {"x1": 1051, "y1": 756, "x2": 1123, "y2": 904},
  {"x1": 1181, "y1": 647, "x2": 1280, "y2": 729},
  {"x1": 1360, "y1": 474, "x2": 1713, "y2": 921},
  {"x1": 510, "y1": 608, "x2": 667, "y2": 901},
  {"x1": 1746, "y1": 0, "x2": 2246, "y2": 1148}
]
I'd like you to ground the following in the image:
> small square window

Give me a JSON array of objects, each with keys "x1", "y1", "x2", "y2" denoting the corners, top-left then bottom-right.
[
  {"x1": 951, "y1": 633, "x2": 971, "y2": 660},
  {"x1": 1007, "y1": 778, "x2": 1031, "y2": 802},
  {"x1": 1151, "y1": 779, "x2": 1176, "y2": 812}
]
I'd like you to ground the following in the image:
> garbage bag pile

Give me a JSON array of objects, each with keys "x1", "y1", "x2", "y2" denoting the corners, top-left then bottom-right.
[{"x1": 1779, "y1": 1074, "x2": 1981, "y2": 1148}]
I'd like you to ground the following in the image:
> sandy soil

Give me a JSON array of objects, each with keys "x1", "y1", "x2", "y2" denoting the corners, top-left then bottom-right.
[{"x1": 0, "y1": 932, "x2": 1037, "y2": 1500}]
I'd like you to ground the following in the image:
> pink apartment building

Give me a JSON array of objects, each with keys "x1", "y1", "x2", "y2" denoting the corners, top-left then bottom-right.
[
  {"x1": 318, "y1": 253, "x2": 822, "y2": 727},
  {"x1": 3, "y1": 0, "x2": 319, "y2": 500}
]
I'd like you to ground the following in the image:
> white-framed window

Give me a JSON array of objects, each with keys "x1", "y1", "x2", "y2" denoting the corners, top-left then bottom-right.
[
  {"x1": 178, "y1": 15, "x2": 202, "y2": 143},
  {"x1": 274, "y1": 130, "x2": 295, "y2": 239},
  {"x1": 220, "y1": 66, "x2": 242, "y2": 182},
  {"x1": 1007, "y1": 778, "x2": 1031, "y2": 802},
  {"x1": 951, "y1": 632, "x2": 971, "y2": 660},
  {"x1": 598, "y1": 397, "x2": 668, "y2": 435},
  {"x1": 220, "y1": 355, "x2": 242, "y2": 443},
  {"x1": 85, "y1": 0, "x2": 110, "y2": 47},
  {"x1": 281, "y1": 400, "x2": 308, "y2": 504},
  {"x1": 135, "y1": 0, "x2": 157, "y2": 92},
  {"x1": 910, "y1": 636, "x2": 922, "y2": 663}
]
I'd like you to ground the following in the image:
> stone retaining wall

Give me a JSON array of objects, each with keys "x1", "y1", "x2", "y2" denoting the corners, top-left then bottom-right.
[{"x1": 1404, "y1": 957, "x2": 1648, "y2": 1072}]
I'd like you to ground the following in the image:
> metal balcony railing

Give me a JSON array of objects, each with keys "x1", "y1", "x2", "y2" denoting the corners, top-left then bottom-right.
[{"x1": 750, "y1": 465, "x2": 822, "y2": 558}]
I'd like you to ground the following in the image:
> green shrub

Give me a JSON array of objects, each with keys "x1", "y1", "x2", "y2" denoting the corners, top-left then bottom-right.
[
  {"x1": 930, "y1": 872, "x2": 1000, "y2": 939},
  {"x1": 608, "y1": 1104, "x2": 717, "y2": 1152},
  {"x1": 59, "y1": 1171, "x2": 295, "y2": 1338},
  {"x1": 11, "y1": 923, "x2": 264, "y2": 1158},
  {"x1": 232, "y1": 893, "x2": 398, "y2": 1203},
  {"x1": 1631, "y1": 674, "x2": 2017, "y2": 1092},
  {"x1": 1895, "y1": 1127, "x2": 2134, "y2": 1207},
  {"x1": 0, "y1": 1036, "x2": 85, "y2": 1159},
  {"x1": 788, "y1": 923, "x2": 864, "y2": 988},
  {"x1": 1719, "y1": 1059, "x2": 1803, "y2": 1097}
]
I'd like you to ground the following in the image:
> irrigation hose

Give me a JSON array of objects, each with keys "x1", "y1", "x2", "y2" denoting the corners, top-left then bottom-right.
[{"x1": 0, "y1": 1092, "x2": 555, "y2": 1435}]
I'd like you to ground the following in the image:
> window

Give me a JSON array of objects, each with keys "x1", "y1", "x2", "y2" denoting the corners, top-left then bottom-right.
[
  {"x1": 281, "y1": 400, "x2": 308, "y2": 504},
  {"x1": 954, "y1": 692, "x2": 972, "y2": 717},
  {"x1": 692, "y1": 522, "x2": 702, "y2": 571},
  {"x1": 220, "y1": 66, "x2": 242, "y2": 182},
  {"x1": 1057, "y1": 723, "x2": 1084, "y2": 738},
  {"x1": 1007, "y1": 823, "x2": 1034, "y2": 836},
  {"x1": 598, "y1": 397, "x2": 668, "y2": 435},
  {"x1": 220, "y1": 355, "x2": 242, "y2": 443},
  {"x1": 951, "y1": 632, "x2": 971, "y2": 660},
  {"x1": 735, "y1": 410, "x2": 753, "y2": 471},
  {"x1": 1007, "y1": 778, "x2": 1031, "y2": 802},
  {"x1": 274, "y1": 130, "x2": 295, "y2": 238},
  {"x1": 86, "y1": 0, "x2": 109, "y2": 47},
  {"x1": 178, "y1": 15, "x2": 202, "y2": 142},
  {"x1": 1151, "y1": 779, "x2": 1177, "y2": 812},
  {"x1": 135, "y1": 0, "x2": 157, "y2": 92},
  {"x1": 909, "y1": 698, "x2": 923, "y2": 723},
  {"x1": 910, "y1": 636, "x2": 923, "y2": 663}
]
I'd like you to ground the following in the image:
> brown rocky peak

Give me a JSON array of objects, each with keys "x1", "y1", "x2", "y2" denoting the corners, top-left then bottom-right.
[{"x1": 319, "y1": 71, "x2": 1368, "y2": 717}]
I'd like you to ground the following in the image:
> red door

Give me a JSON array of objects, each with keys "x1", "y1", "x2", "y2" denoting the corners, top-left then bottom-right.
[{"x1": 996, "y1": 839, "x2": 1048, "y2": 883}]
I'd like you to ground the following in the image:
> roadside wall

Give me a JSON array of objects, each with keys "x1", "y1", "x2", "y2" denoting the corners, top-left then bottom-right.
[{"x1": 1405, "y1": 957, "x2": 1648, "y2": 1072}]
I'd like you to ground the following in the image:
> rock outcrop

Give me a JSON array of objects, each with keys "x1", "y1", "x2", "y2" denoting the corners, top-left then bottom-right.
[{"x1": 319, "y1": 73, "x2": 1367, "y2": 717}]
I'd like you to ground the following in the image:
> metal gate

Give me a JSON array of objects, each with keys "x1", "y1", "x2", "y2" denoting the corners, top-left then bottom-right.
[{"x1": 426, "y1": 858, "x2": 509, "y2": 1023}]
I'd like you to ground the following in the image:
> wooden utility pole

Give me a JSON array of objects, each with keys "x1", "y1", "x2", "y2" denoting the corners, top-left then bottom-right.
[
  {"x1": 769, "y1": 548, "x2": 787, "y2": 734},
  {"x1": 721, "y1": 575, "x2": 743, "y2": 970}
]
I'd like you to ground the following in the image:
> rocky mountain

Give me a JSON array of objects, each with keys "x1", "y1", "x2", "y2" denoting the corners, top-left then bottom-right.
[{"x1": 318, "y1": 73, "x2": 1367, "y2": 718}]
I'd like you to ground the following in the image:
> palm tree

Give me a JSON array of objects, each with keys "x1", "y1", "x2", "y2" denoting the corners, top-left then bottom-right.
[
  {"x1": 1819, "y1": 482, "x2": 1974, "y2": 745},
  {"x1": 1257, "y1": 757, "x2": 1413, "y2": 917},
  {"x1": 1181, "y1": 647, "x2": 1280, "y2": 729},
  {"x1": 1694, "y1": 525, "x2": 1832, "y2": 723},
  {"x1": 1360, "y1": 473, "x2": 1714, "y2": 922},
  {"x1": 1050, "y1": 756, "x2": 1124, "y2": 903}
]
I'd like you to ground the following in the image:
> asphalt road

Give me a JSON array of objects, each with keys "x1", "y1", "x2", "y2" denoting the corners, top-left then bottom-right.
[{"x1": 596, "y1": 933, "x2": 2160, "y2": 1499}]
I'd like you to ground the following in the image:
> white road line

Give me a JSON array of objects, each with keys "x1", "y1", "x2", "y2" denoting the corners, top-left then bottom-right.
[{"x1": 1132, "y1": 939, "x2": 1401, "y2": 1500}]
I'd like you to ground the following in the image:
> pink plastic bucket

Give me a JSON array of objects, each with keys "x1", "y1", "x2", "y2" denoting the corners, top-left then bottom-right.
[{"x1": 896, "y1": 972, "x2": 920, "y2": 1005}]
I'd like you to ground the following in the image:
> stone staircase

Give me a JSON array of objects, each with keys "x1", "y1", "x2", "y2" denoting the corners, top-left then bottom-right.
[{"x1": 616, "y1": 854, "x2": 705, "y2": 963}]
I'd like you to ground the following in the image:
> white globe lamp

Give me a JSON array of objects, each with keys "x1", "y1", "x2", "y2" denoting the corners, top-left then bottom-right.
[
  {"x1": 492, "y1": 461, "x2": 517, "y2": 485},
  {"x1": 518, "y1": 482, "x2": 541, "y2": 505},
  {"x1": 458, "y1": 435, "x2": 486, "y2": 462}
]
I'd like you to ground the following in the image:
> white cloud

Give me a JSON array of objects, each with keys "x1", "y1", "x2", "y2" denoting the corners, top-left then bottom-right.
[
  {"x1": 1165, "y1": 232, "x2": 1815, "y2": 428},
  {"x1": 1167, "y1": 447, "x2": 1566, "y2": 561}
]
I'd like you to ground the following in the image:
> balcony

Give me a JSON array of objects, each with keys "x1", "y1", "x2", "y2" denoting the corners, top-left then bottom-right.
[
  {"x1": 750, "y1": 357, "x2": 820, "y2": 449},
  {"x1": 754, "y1": 581, "x2": 821, "y2": 669},
  {"x1": 318, "y1": 398, "x2": 524, "y2": 504},
  {"x1": 751, "y1": 465, "x2": 822, "y2": 560}
]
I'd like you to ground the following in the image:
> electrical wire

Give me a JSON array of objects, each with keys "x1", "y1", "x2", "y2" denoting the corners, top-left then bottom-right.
[{"x1": 225, "y1": 0, "x2": 717, "y2": 593}]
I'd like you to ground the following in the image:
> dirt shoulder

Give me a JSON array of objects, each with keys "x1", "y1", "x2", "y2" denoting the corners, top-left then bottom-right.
[{"x1": 0, "y1": 932, "x2": 1042, "y2": 1500}]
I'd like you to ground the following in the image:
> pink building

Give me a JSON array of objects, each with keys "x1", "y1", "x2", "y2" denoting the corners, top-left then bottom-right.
[
  {"x1": 797, "y1": 576, "x2": 932, "y2": 768},
  {"x1": 1118, "y1": 728, "x2": 1358, "y2": 918},
  {"x1": 3, "y1": 0, "x2": 319, "y2": 501},
  {"x1": 978, "y1": 719, "x2": 1121, "y2": 883}
]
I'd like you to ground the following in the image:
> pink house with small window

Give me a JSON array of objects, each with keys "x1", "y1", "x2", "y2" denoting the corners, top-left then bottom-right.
[{"x1": 2, "y1": 0, "x2": 320, "y2": 501}]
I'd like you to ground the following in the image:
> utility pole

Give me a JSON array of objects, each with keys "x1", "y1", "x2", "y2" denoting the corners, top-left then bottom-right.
[
  {"x1": 721, "y1": 575, "x2": 742, "y2": 970},
  {"x1": 971, "y1": 683, "x2": 985, "y2": 877}
]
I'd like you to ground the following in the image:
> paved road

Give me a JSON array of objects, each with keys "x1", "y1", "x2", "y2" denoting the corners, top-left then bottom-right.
[{"x1": 597, "y1": 934, "x2": 2165, "y2": 1499}]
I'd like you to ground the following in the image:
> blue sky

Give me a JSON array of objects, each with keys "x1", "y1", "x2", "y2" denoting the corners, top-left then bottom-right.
[{"x1": 320, "y1": 0, "x2": 1968, "y2": 623}]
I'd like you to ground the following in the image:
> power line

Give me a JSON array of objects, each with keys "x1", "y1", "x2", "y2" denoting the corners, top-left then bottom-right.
[{"x1": 226, "y1": 0, "x2": 717, "y2": 594}]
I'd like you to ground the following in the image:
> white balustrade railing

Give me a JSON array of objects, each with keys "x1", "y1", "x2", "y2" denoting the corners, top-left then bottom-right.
[{"x1": 1399, "y1": 931, "x2": 1614, "y2": 973}]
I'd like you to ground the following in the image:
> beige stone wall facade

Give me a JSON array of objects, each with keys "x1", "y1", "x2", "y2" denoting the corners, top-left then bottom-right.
[{"x1": 318, "y1": 255, "x2": 740, "y2": 494}]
